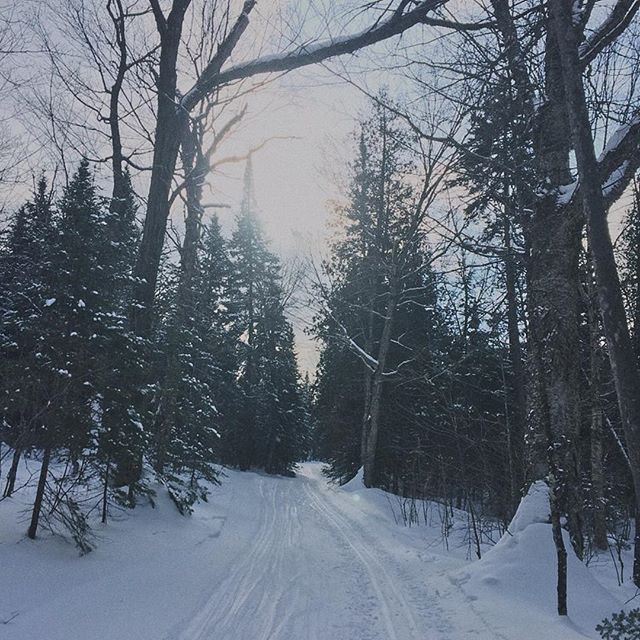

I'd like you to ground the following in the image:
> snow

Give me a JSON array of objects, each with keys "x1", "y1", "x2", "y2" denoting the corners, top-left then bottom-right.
[
  {"x1": 557, "y1": 180, "x2": 579, "y2": 205},
  {"x1": 506, "y1": 479, "x2": 550, "y2": 533},
  {"x1": 603, "y1": 161, "x2": 629, "y2": 197},
  {"x1": 459, "y1": 482, "x2": 634, "y2": 639},
  {"x1": 598, "y1": 116, "x2": 640, "y2": 162},
  {"x1": 0, "y1": 459, "x2": 636, "y2": 639}
]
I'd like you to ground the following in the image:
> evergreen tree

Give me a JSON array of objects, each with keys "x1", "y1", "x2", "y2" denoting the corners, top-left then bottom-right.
[
  {"x1": 94, "y1": 169, "x2": 145, "y2": 513},
  {"x1": 226, "y1": 160, "x2": 306, "y2": 474},
  {"x1": 150, "y1": 212, "x2": 243, "y2": 511},
  {"x1": 0, "y1": 176, "x2": 56, "y2": 498},
  {"x1": 313, "y1": 102, "x2": 447, "y2": 486},
  {"x1": 198, "y1": 215, "x2": 243, "y2": 469},
  {"x1": 619, "y1": 176, "x2": 640, "y2": 361}
]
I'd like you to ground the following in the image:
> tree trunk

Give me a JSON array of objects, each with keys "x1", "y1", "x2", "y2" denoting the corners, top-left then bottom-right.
[
  {"x1": 362, "y1": 271, "x2": 399, "y2": 488},
  {"x1": 550, "y1": 0, "x2": 640, "y2": 586},
  {"x1": 3, "y1": 447, "x2": 21, "y2": 498},
  {"x1": 131, "y1": 7, "x2": 189, "y2": 337},
  {"x1": 503, "y1": 209, "x2": 526, "y2": 508},
  {"x1": 631, "y1": 179, "x2": 640, "y2": 361},
  {"x1": 550, "y1": 476, "x2": 568, "y2": 615},
  {"x1": 529, "y1": 29, "x2": 585, "y2": 561},
  {"x1": 107, "y1": 0, "x2": 127, "y2": 219},
  {"x1": 635, "y1": 503, "x2": 640, "y2": 586},
  {"x1": 360, "y1": 284, "x2": 375, "y2": 482},
  {"x1": 28, "y1": 447, "x2": 51, "y2": 540},
  {"x1": 587, "y1": 261, "x2": 608, "y2": 550},
  {"x1": 101, "y1": 457, "x2": 110, "y2": 525},
  {"x1": 154, "y1": 120, "x2": 206, "y2": 475}
]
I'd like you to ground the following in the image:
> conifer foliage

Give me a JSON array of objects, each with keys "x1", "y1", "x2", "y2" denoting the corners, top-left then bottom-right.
[
  {"x1": 312, "y1": 102, "x2": 516, "y2": 517},
  {"x1": 224, "y1": 161, "x2": 307, "y2": 475},
  {"x1": 0, "y1": 157, "x2": 307, "y2": 548}
]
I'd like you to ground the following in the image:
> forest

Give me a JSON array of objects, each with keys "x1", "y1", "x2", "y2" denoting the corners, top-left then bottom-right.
[{"x1": 1, "y1": 1, "x2": 640, "y2": 639}]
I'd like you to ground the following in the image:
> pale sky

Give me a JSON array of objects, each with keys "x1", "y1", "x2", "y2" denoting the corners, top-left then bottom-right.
[
  {"x1": 0, "y1": 0, "x2": 398, "y2": 376},
  {"x1": 206, "y1": 71, "x2": 372, "y2": 374},
  {"x1": 8, "y1": 0, "x2": 631, "y2": 376}
]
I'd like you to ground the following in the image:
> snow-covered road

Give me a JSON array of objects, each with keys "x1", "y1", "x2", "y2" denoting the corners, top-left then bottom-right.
[
  {"x1": 1, "y1": 461, "x2": 632, "y2": 639},
  {"x1": 170, "y1": 465, "x2": 452, "y2": 640}
]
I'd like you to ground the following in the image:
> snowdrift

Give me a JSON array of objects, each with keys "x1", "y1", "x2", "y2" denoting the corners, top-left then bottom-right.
[{"x1": 457, "y1": 481, "x2": 626, "y2": 639}]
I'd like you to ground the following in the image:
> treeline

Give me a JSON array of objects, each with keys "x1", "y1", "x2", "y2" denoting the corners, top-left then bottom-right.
[
  {"x1": 311, "y1": 97, "x2": 640, "y2": 595},
  {"x1": 0, "y1": 159, "x2": 307, "y2": 550},
  {"x1": 312, "y1": 103, "x2": 522, "y2": 522}
]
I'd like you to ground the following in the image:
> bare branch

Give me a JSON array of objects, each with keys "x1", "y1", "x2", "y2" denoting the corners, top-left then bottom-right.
[
  {"x1": 579, "y1": 0, "x2": 640, "y2": 67},
  {"x1": 181, "y1": 0, "x2": 448, "y2": 111}
]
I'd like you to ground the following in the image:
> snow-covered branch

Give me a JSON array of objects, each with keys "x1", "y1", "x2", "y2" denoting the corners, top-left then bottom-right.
[
  {"x1": 181, "y1": 0, "x2": 447, "y2": 112},
  {"x1": 558, "y1": 113, "x2": 640, "y2": 211},
  {"x1": 579, "y1": 0, "x2": 640, "y2": 67}
]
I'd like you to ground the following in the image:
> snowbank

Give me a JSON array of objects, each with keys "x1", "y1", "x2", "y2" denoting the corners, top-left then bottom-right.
[
  {"x1": 457, "y1": 481, "x2": 627, "y2": 639},
  {"x1": 2, "y1": 460, "x2": 636, "y2": 640},
  {"x1": 341, "y1": 466, "x2": 365, "y2": 492}
]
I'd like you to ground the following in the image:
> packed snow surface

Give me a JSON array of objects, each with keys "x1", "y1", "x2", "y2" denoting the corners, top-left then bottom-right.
[{"x1": 0, "y1": 462, "x2": 636, "y2": 639}]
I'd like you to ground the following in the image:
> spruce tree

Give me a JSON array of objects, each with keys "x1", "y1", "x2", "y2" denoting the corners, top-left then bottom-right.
[
  {"x1": 0, "y1": 176, "x2": 56, "y2": 498},
  {"x1": 197, "y1": 215, "x2": 242, "y2": 468},
  {"x1": 149, "y1": 213, "x2": 242, "y2": 511},
  {"x1": 226, "y1": 160, "x2": 306, "y2": 474},
  {"x1": 619, "y1": 177, "x2": 640, "y2": 361},
  {"x1": 312, "y1": 102, "x2": 446, "y2": 486},
  {"x1": 94, "y1": 169, "x2": 145, "y2": 514}
]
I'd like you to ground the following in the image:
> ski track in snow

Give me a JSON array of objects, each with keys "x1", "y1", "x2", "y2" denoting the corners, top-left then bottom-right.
[
  {"x1": 174, "y1": 478, "x2": 306, "y2": 640},
  {"x1": 168, "y1": 468, "x2": 466, "y2": 640},
  {"x1": 303, "y1": 480, "x2": 424, "y2": 640},
  {"x1": 3, "y1": 462, "x2": 631, "y2": 640}
]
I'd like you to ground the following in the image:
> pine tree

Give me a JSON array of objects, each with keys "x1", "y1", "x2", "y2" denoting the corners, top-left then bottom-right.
[
  {"x1": 10, "y1": 160, "x2": 143, "y2": 542},
  {"x1": 94, "y1": 169, "x2": 145, "y2": 515},
  {"x1": 149, "y1": 213, "x2": 243, "y2": 511},
  {"x1": 0, "y1": 176, "x2": 56, "y2": 498},
  {"x1": 226, "y1": 159, "x2": 306, "y2": 474},
  {"x1": 313, "y1": 101, "x2": 447, "y2": 487},
  {"x1": 47, "y1": 159, "x2": 107, "y2": 456},
  {"x1": 619, "y1": 176, "x2": 640, "y2": 361},
  {"x1": 197, "y1": 215, "x2": 242, "y2": 468},
  {"x1": 0, "y1": 161, "x2": 118, "y2": 542}
]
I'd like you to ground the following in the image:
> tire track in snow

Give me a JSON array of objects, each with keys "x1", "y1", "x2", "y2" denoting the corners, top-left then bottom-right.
[
  {"x1": 173, "y1": 476, "x2": 314, "y2": 640},
  {"x1": 309, "y1": 478, "x2": 507, "y2": 640},
  {"x1": 254, "y1": 480, "x2": 306, "y2": 640},
  {"x1": 302, "y1": 480, "x2": 425, "y2": 640},
  {"x1": 174, "y1": 477, "x2": 279, "y2": 640},
  {"x1": 172, "y1": 470, "x2": 452, "y2": 640}
]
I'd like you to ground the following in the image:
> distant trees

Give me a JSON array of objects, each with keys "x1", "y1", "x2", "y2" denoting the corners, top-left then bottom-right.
[{"x1": 224, "y1": 161, "x2": 307, "y2": 474}]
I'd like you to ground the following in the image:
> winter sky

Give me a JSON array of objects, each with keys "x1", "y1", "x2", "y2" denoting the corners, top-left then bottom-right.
[{"x1": 207, "y1": 69, "x2": 373, "y2": 374}]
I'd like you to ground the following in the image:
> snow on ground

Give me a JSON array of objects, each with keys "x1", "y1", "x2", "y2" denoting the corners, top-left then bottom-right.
[
  {"x1": 0, "y1": 459, "x2": 637, "y2": 639},
  {"x1": 456, "y1": 482, "x2": 632, "y2": 639}
]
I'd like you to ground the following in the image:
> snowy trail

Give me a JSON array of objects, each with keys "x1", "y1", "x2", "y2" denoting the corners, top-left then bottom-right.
[
  {"x1": 302, "y1": 479, "x2": 423, "y2": 640},
  {"x1": 175, "y1": 476, "x2": 317, "y2": 640},
  {"x1": 168, "y1": 464, "x2": 457, "y2": 640},
  {"x1": 3, "y1": 461, "x2": 628, "y2": 640}
]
